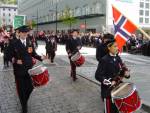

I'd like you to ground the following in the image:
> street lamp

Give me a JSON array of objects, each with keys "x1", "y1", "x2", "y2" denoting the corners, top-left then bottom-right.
[
  {"x1": 83, "y1": 5, "x2": 87, "y2": 33},
  {"x1": 37, "y1": 9, "x2": 38, "y2": 34},
  {"x1": 32, "y1": 9, "x2": 38, "y2": 34},
  {"x1": 84, "y1": 15, "x2": 87, "y2": 33},
  {"x1": 49, "y1": 0, "x2": 58, "y2": 35}
]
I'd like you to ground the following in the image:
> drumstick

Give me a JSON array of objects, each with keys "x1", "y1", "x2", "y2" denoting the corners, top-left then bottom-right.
[{"x1": 111, "y1": 83, "x2": 129, "y2": 96}]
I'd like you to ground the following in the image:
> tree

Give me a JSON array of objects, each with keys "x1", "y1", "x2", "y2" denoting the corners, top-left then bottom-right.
[
  {"x1": 0, "y1": 0, "x2": 17, "y2": 4},
  {"x1": 27, "y1": 20, "x2": 37, "y2": 29},
  {"x1": 7, "y1": 0, "x2": 17, "y2": 4},
  {"x1": 59, "y1": 6, "x2": 78, "y2": 31}
]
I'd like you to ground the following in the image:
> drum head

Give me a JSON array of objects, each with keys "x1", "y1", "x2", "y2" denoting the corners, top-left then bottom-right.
[
  {"x1": 28, "y1": 65, "x2": 47, "y2": 75},
  {"x1": 111, "y1": 82, "x2": 136, "y2": 99},
  {"x1": 71, "y1": 52, "x2": 80, "y2": 61}
]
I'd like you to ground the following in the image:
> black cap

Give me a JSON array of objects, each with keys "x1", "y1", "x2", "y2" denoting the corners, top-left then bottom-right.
[
  {"x1": 106, "y1": 38, "x2": 116, "y2": 47},
  {"x1": 103, "y1": 33, "x2": 114, "y2": 40},
  {"x1": 17, "y1": 25, "x2": 30, "y2": 32}
]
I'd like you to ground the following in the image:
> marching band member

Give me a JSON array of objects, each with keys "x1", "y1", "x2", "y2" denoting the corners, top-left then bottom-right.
[
  {"x1": 3, "y1": 36, "x2": 10, "y2": 68},
  {"x1": 45, "y1": 33, "x2": 57, "y2": 63},
  {"x1": 9, "y1": 25, "x2": 46, "y2": 113},
  {"x1": 95, "y1": 37, "x2": 130, "y2": 113},
  {"x1": 66, "y1": 29, "x2": 82, "y2": 81}
]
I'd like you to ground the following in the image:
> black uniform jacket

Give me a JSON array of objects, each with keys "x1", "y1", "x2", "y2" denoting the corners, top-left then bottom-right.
[
  {"x1": 95, "y1": 54, "x2": 124, "y2": 98},
  {"x1": 65, "y1": 37, "x2": 82, "y2": 54},
  {"x1": 10, "y1": 38, "x2": 42, "y2": 78},
  {"x1": 45, "y1": 36, "x2": 57, "y2": 52}
]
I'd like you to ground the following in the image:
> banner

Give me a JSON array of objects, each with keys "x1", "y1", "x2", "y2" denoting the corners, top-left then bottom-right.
[{"x1": 13, "y1": 15, "x2": 26, "y2": 29}]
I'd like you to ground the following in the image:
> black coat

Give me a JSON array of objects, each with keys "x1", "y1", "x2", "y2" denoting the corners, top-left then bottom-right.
[
  {"x1": 65, "y1": 37, "x2": 82, "y2": 54},
  {"x1": 96, "y1": 43, "x2": 108, "y2": 62},
  {"x1": 11, "y1": 38, "x2": 42, "y2": 77},
  {"x1": 45, "y1": 36, "x2": 57, "y2": 52},
  {"x1": 95, "y1": 54, "x2": 124, "y2": 98},
  {"x1": 3, "y1": 42, "x2": 9, "y2": 59}
]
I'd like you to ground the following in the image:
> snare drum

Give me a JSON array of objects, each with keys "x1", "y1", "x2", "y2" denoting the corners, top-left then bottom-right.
[
  {"x1": 28, "y1": 65, "x2": 49, "y2": 87},
  {"x1": 111, "y1": 82, "x2": 141, "y2": 113},
  {"x1": 71, "y1": 52, "x2": 85, "y2": 66}
]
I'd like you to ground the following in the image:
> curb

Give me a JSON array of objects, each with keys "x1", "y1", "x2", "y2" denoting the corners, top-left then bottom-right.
[{"x1": 142, "y1": 102, "x2": 150, "y2": 113}]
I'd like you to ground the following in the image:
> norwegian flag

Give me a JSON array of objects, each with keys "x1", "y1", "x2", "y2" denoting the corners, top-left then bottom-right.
[{"x1": 112, "y1": 5, "x2": 138, "y2": 51}]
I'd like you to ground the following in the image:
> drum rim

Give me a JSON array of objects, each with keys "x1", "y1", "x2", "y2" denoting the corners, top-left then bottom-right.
[
  {"x1": 71, "y1": 52, "x2": 81, "y2": 61},
  {"x1": 111, "y1": 82, "x2": 136, "y2": 99},
  {"x1": 28, "y1": 65, "x2": 47, "y2": 76}
]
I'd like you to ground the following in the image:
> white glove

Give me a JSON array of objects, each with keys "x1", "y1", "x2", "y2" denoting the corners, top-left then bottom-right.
[{"x1": 103, "y1": 78, "x2": 111, "y2": 85}]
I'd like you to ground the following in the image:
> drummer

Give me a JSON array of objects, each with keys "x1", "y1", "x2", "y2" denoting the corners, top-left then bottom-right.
[
  {"x1": 95, "y1": 36, "x2": 130, "y2": 113},
  {"x1": 9, "y1": 25, "x2": 46, "y2": 113},
  {"x1": 66, "y1": 29, "x2": 82, "y2": 81}
]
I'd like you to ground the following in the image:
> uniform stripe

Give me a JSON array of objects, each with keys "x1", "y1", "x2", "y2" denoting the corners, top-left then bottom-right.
[{"x1": 104, "y1": 98, "x2": 111, "y2": 113}]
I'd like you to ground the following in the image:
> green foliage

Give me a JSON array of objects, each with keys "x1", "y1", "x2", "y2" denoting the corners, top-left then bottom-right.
[
  {"x1": 59, "y1": 5, "x2": 78, "y2": 30},
  {"x1": 32, "y1": 20, "x2": 37, "y2": 28},
  {"x1": 0, "y1": 0, "x2": 17, "y2": 4}
]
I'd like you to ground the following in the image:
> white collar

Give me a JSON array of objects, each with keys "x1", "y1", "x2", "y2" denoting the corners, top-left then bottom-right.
[
  {"x1": 20, "y1": 39, "x2": 26, "y2": 46},
  {"x1": 109, "y1": 53, "x2": 117, "y2": 57},
  {"x1": 73, "y1": 36, "x2": 77, "y2": 39}
]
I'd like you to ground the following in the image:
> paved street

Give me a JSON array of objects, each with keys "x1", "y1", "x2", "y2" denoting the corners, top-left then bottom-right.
[{"x1": 0, "y1": 43, "x2": 149, "y2": 113}]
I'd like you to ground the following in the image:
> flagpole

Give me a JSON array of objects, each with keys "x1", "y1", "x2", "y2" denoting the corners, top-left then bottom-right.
[
  {"x1": 112, "y1": 5, "x2": 150, "y2": 40},
  {"x1": 137, "y1": 27, "x2": 150, "y2": 40}
]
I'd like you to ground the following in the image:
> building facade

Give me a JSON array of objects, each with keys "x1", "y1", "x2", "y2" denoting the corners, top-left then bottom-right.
[
  {"x1": 107, "y1": 0, "x2": 150, "y2": 34},
  {"x1": 18, "y1": 0, "x2": 150, "y2": 33},
  {"x1": 0, "y1": 4, "x2": 18, "y2": 26}
]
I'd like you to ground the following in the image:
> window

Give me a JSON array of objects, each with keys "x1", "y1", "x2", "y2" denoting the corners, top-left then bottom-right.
[
  {"x1": 145, "y1": 3, "x2": 149, "y2": 8},
  {"x1": 69, "y1": 9, "x2": 74, "y2": 17},
  {"x1": 14, "y1": 9, "x2": 16, "y2": 11},
  {"x1": 9, "y1": 19, "x2": 11, "y2": 22},
  {"x1": 145, "y1": 18, "x2": 149, "y2": 23},
  {"x1": 52, "y1": 13, "x2": 56, "y2": 21},
  {"x1": 140, "y1": 10, "x2": 144, "y2": 15},
  {"x1": 75, "y1": 7, "x2": 81, "y2": 16},
  {"x1": 139, "y1": 17, "x2": 143, "y2": 23},
  {"x1": 3, "y1": 8, "x2": 5, "y2": 11},
  {"x1": 9, "y1": 8, "x2": 11, "y2": 11},
  {"x1": 140, "y1": 2, "x2": 144, "y2": 8},
  {"x1": 145, "y1": 10, "x2": 149, "y2": 16},
  {"x1": 83, "y1": 5, "x2": 90, "y2": 15},
  {"x1": 3, "y1": 13, "x2": 5, "y2": 16},
  {"x1": 9, "y1": 13, "x2": 11, "y2": 16},
  {"x1": 95, "y1": 2, "x2": 102, "y2": 14}
]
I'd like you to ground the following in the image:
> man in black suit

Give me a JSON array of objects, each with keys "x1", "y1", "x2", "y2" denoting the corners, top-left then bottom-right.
[
  {"x1": 66, "y1": 29, "x2": 82, "y2": 81},
  {"x1": 9, "y1": 25, "x2": 46, "y2": 113}
]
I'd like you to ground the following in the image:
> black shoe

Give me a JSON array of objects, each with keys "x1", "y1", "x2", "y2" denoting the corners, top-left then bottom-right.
[
  {"x1": 22, "y1": 105, "x2": 27, "y2": 113},
  {"x1": 73, "y1": 76, "x2": 78, "y2": 81}
]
